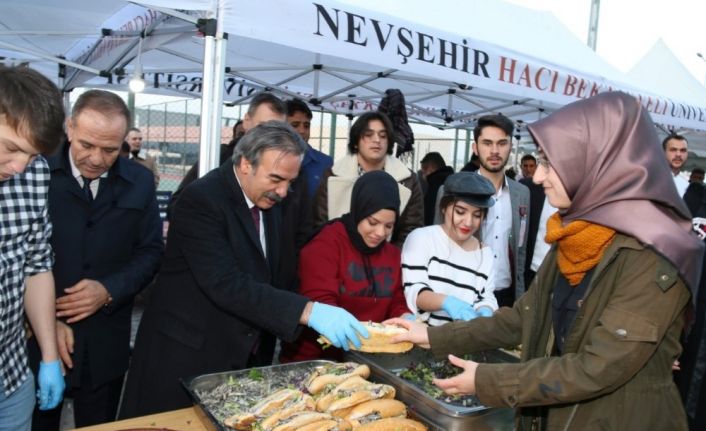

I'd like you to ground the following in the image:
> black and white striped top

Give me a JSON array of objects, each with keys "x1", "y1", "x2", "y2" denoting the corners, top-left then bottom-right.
[{"x1": 402, "y1": 225, "x2": 497, "y2": 326}]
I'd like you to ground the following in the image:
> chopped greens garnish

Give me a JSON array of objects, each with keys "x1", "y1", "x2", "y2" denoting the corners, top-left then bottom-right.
[
  {"x1": 396, "y1": 353, "x2": 491, "y2": 408},
  {"x1": 247, "y1": 368, "x2": 264, "y2": 381}
]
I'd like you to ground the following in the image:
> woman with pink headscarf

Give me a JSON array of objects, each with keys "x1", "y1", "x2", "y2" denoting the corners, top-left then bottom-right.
[{"x1": 388, "y1": 92, "x2": 703, "y2": 430}]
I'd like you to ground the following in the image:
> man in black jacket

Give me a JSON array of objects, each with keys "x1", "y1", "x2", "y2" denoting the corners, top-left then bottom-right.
[
  {"x1": 420, "y1": 152, "x2": 453, "y2": 225},
  {"x1": 518, "y1": 154, "x2": 545, "y2": 288},
  {"x1": 30, "y1": 90, "x2": 163, "y2": 429},
  {"x1": 120, "y1": 122, "x2": 368, "y2": 418}
]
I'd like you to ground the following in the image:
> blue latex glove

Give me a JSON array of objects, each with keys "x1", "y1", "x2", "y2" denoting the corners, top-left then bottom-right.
[
  {"x1": 308, "y1": 302, "x2": 369, "y2": 350},
  {"x1": 477, "y1": 306, "x2": 494, "y2": 318},
  {"x1": 441, "y1": 296, "x2": 479, "y2": 321},
  {"x1": 37, "y1": 360, "x2": 65, "y2": 410},
  {"x1": 403, "y1": 313, "x2": 418, "y2": 321}
]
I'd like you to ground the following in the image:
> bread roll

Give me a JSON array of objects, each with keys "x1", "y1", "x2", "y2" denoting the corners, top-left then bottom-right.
[
  {"x1": 315, "y1": 376, "x2": 371, "y2": 411},
  {"x1": 257, "y1": 393, "x2": 316, "y2": 430},
  {"x1": 316, "y1": 377, "x2": 396, "y2": 413},
  {"x1": 344, "y1": 399, "x2": 407, "y2": 426},
  {"x1": 270, "y1": 411, "x2": 335, "y2": 431},
  {"x1": 317, "y1": 322, "x2": 413, "y2": 353},
  {"x1": 225, "y1": 388, "x2": 301, "y2": 429},
  {"x1": 295, "y1": 418, "x2": 353, "y2": 431},
  {"x1": 306, "y1": 362, "x2": 371, "y2": 395},
  {"x1": 353, "y1": 417, "x2": 427, "y2": 431}
]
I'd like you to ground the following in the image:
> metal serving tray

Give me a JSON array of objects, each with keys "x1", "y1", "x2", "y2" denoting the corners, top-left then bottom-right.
[
  {"x1": 346, "y1": 348, "x2": 518, "y2": 431},
  {"x1": 181, "y1": 360, "x2": 335, "y2": 431}
]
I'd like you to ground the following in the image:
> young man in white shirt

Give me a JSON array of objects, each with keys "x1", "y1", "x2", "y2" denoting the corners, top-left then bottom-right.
[{"x1": 471, "y1": 115, "x2": 530, "y2": 307}]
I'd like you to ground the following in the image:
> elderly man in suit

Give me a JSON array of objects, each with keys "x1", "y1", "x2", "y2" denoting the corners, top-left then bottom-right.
[
  {"x1": 29, "y1": 90, "x2": 163, "y2": 429},
  {"x1": 120, "y1": 121, "x2": 369, "y2": 418}
]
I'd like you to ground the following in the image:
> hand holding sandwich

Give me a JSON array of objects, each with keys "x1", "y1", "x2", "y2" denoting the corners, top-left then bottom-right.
[
  {"x1": 382, "y1": 318, "x2": 430, "y2": 349},
  {"x1": 304, "y1": 302, "x2": 369, "y2": 350},
  {"x1": 432, "y1": 354, "x2": 478, "y2": 396}
]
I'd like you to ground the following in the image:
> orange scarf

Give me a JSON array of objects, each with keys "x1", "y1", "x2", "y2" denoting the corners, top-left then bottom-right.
[{"x1": 545, "y1": 213, "x2": 616, "y2": 286}]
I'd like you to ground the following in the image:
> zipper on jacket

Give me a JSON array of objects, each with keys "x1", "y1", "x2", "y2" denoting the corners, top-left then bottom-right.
[{"x1": 560, "y1": 249, "x2": 623, "y2": 431}]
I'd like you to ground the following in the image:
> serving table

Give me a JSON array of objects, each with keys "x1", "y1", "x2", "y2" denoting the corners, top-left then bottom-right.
[{"x1": 73, "y1": 407, "x2": 209, "y2": 431}]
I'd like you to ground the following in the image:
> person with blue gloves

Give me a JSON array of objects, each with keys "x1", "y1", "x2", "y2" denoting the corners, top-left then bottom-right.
[
  {"x1": 402, "y1": 172, "x2": 499, "y2": 326},
  {"x1": 120, "y1": 121, "x2": 370, "y2": 420},
  {"x1": 281, "y1": 171, "x2": 412, "y2": 362},
  {"x1": 0, "y1": 65, "x2": 65, "y2": 431}
]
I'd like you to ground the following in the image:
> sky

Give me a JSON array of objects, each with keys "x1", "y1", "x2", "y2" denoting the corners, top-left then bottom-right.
[{"x1": 504, "y1": 0, "x2": 706, "y2": 84}]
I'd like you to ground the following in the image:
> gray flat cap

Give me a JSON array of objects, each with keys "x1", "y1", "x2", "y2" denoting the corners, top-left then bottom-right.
[{"x1": 443, "y1": 172, "x2": 496, "y2": 208}]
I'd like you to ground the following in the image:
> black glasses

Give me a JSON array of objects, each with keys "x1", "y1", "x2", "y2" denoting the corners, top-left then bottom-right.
[{"x1": 537, "y1": 151, "x2": 551, "y2": 171}]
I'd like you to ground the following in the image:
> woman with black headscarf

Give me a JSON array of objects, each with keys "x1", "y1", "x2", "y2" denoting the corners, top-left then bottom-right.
[
  {"x1": 387, "y1": 92, "x2": 703, "y2": 430},
  {"x1": 280, "y1": 170, "x2": 411, "y2": 362}
]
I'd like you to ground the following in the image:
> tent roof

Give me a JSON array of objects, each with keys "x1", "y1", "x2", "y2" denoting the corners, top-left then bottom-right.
[
  {"x1": 2, "y1": 0, "x2": 705, "y2": 134},
  {"x1": 627, "y1": 40, "x2": 706, "y2": 157},
  {"x1": 628, "y1": 39, "x2": 706, "y2": 109}
]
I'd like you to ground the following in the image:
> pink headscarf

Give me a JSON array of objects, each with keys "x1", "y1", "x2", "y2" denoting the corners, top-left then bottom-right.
[{"x1": 527, "y1": 91, "x2": 703, "y2": 294}]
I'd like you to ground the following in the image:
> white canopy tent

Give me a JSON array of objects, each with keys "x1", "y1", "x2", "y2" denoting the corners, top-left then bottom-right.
[
  {"x1": 628, "y1": 39, "x2": 706, "y2": 161},
  {"x1": 3, "y1": 0, "x2": 706, "y2": 173}
]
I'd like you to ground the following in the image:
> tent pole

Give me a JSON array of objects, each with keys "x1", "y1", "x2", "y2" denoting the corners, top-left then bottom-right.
[
  {"x1": 318, "y1": 109, "x2": 324, "y2": 152},
  {"x1": 464, "y1": 129, "x2": 471, "y2": 165},
  {"x1": 197, "y1": 16, "x2": 227, "y2": 179},
  {"x1": 57, "y1": 61, "x2": 71, "y2": 114},
  {"x1": 329, "y1": 113, "x2": 337, "y2": 159},
  {"x1": 127, "y1": 92, "x2": 136, "y2": 127},
  {"x1": 453, "y1": 129, "x2": 459, "y2": 171},
  {"x1": 587, "y1": 0, "x2": 601, "y2": 51}
]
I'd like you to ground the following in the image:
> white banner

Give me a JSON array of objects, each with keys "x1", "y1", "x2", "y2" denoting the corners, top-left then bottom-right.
[{"x1": 219, "y1": 0, "x2": 706, "y2": 131}]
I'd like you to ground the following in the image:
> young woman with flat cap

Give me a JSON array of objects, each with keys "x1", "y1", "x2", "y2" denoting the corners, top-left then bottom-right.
[{"x1": 402, "y1": 172, "x2": 499, "y2": 326}]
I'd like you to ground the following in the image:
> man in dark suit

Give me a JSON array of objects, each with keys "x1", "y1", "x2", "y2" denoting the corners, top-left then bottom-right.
[
  {"x1": 119, "y1": 121, "x2": 368, "y2": 418},
  {"x1": 419, "y1": 151, "x2": 453, "y2": 225},
  {"x1": 29, "y1": 90, "x2": 163, "y2": 429}
]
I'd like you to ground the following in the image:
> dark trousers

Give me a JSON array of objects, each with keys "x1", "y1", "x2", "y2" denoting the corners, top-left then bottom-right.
[
  {"x1": 32, "y1": 357, "x2": 123, "y2": 430},
  {"x1": 495, "y1": 287, "x2": 515, "y2": 308}
]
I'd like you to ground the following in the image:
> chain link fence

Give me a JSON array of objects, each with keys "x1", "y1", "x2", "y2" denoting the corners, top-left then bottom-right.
[{"x1": 128, "y1": 94, "x2": 469, "y2": 194}]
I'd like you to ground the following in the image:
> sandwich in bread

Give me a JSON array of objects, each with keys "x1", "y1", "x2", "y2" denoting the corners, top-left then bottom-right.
[
  {"x1": 269, "y1": 411, "x2": 337, "y2": 431},
  {"x1": 317, "y1": 322, "x2": 413, "y2": 353},
  {"x1": 353, "y1": 417, "x2": 427, "y2": 431},
  {"x1": 224, "y1": 388, "x2": 305, "y2": 430},
  {"x1": 255, "y1": 393, "x2": 316, "y2": 430},
  {"x1": 315, "y1": 376, "x2": 369, "y2": 411},
  {"x1": 305, "y1": 362, "x2": 371, "y2": 395},
  {"x1": 344, "y1": 399, "x2": 407, "y2": 427},
  {"x1": 295, "y1": 418, "x2": 353, "y2": 431},
  {"x1": 316, "y1": 376, "x2": 396, "y2": 413}
]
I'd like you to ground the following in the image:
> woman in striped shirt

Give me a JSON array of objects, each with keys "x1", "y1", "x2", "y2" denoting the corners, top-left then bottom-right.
[{"x1": 402, "y1": 172, "x2": 498, "y2": 326}]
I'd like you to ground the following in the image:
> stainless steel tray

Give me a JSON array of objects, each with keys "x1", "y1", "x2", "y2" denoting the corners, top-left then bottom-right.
[
  {"x1": 346, "y1": 348, "x2": 518, "y2": 431},
  {"x1": 181, "y1": 360, "x2": 335, "y2": 431}
]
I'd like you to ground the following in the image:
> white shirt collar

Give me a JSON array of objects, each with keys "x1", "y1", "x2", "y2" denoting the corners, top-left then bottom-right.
[
  {"x1": 68, "y1": 147, "x2": 109, "y2": 182},
  {"x1": 233, "y1": 166, "x2": 256, "y2": 210},
  {"x1": 478, "y1": 171, "x2": 509, "y2": 196}
]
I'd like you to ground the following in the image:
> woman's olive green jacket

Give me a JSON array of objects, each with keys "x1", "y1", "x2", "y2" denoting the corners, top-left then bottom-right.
[{"x1": 429, "y1": 234, "x2": 691, "y2": 431}]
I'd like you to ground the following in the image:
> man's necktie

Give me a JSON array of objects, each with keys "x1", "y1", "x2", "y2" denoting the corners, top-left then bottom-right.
[
  {"x1": 81, "y1": 176, "x2": 93, "y2": 202},
  {"x1": 250, "y1": 206, "x2": 260, "y2": 235}
]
